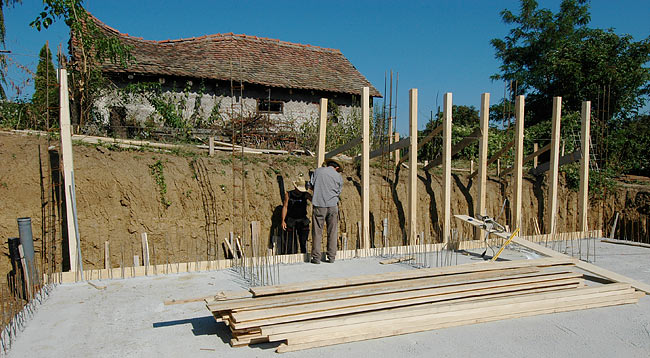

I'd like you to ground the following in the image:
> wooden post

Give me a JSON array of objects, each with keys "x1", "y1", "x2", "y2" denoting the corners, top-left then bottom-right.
[
  {"x1": 470, "y1": 159, "x2": 474, "y2": 174},
  {"x1": 18, "y1": 245, "x2": 32, "y2": 298},
  {"x1": 497, "y1": 159, "x2": 501, "y2": 176},
  {"x1": 59, "y1": 68, "x2": 78, "y2": 273},
  {"x1": 141, "y1": 232, "x2": 150, "y2": 274},
  {"x1": 394, "y1": 132, "x2": 400, "y2": 167},
  {"x1": 442, "y1": 93, "x2": 452, "y2": 244},
  {"x1": 104, "y1": 241, "x2": 110, "y2": 270},
  {"x1": 361, "y1": 88, "x2": 370, "y2": 249},
  {"x1": 209, "y1": 137, "x2": 215, "y2": 157},
  {"x1": 317, "y1": 98, "x2": 328, "y2": 168},
  {"x1": 476, "y1": 93, "x2": 490, "y2": 240},
  {"x1": 408, "y1": 89, "x2": 418, "y2": 245},
  {"x1": 547, "y1": 97, "x2": 562, "y2": 235},
  {"x1": 512, "y1": 95, "x2": 525, "y2": 231},
  {"x1": 578, "y1": 101, "x2": 591, "y2": 232},
  {"x1": 533, "y1": 143, "x2": 538, "y2": 168}
]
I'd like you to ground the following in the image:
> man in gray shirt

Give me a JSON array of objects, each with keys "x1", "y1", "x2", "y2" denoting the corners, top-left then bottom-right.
[{"x1": 309, "y1": 158, "x2": 343, "y2": 263}]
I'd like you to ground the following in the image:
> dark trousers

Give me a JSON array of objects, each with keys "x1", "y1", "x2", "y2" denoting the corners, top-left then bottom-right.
[
  {"x1": 311, "y1": 206, "x2": 339, "y2": 262},
  {"x1": 285, "y1": 217, "x2": 309, "y2": 254}
]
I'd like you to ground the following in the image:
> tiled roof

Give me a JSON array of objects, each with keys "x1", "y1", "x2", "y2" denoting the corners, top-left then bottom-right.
[{"x1": 88, "y1": 16, "x2": 382, "y2": 97}]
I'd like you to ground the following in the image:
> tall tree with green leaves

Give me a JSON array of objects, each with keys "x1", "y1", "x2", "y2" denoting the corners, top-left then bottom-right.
[
  {"x1": 491, "y1": 0, "x2": 650, "y2": 169},
  {"x1": 32, "y1": 43, "x2": 59, "y2": 129},
  {"x1": 491, "y1": 0, "x2": 650, "y2": 121}
]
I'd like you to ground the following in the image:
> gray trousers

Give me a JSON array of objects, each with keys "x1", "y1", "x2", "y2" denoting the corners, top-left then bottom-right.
[{"x1": 311, "y1": 206, "x2": 339, "y2": 262}]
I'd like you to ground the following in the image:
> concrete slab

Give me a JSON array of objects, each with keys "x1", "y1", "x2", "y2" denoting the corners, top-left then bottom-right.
[{"x1": 7, "y1": 242, "x2": 650, "y2": 358}]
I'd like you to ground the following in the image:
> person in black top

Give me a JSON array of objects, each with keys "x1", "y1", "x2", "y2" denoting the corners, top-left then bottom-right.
[{"x1": 281, "y1": 179, "x2": 311, "y2": 254}]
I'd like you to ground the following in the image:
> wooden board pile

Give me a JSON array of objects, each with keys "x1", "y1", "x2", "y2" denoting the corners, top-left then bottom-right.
[{"x1": 205, "y1": 257, "x2": 645, "y2": 353}]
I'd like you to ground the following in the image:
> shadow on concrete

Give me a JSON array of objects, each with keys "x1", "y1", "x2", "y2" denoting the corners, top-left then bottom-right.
[{"x1": 153, "y1": 316, "x2": 227, "y2": 341}]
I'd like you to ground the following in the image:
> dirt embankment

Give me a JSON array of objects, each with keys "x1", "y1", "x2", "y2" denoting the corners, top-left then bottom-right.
[{"x1": 0, "y1": 131, "x2": 648, "y2": 275}]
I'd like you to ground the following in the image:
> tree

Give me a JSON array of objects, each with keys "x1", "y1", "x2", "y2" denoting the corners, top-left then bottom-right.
[
  {"x1": 491, "y1": 0, "x2": 650, "y2": 171},
  {"x1": 32, "y1": 43, "x2": 59, "y2": 129},
  {"x1": 491, "y1": 0, "x2": 650, "y2": 124},
  {"x1": 31, "y1": 0, "x2": 132, "y2": 127}
]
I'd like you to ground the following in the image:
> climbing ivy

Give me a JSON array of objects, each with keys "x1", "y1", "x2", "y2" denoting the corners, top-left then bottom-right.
[{"x1": 149, "y1": 158, "x2": 171, "y2": 208}]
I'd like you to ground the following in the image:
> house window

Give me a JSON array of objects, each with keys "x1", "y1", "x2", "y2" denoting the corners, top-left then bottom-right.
[{"x1": 257, "y1": 99, "x2": 284, "y2": 114}]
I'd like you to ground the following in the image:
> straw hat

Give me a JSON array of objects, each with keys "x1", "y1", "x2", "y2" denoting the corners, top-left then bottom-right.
[
  {"x1": 324, "y1": 158, "x2": 343, "y2": 172},
  {"x1": 292, "y1": 180, "x2": 308, "y2": 192}
]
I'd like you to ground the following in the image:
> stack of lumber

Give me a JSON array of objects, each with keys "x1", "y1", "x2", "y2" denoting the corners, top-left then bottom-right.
[{"x1": 205, "y1": 257, "x2": 644, "y2": 353}]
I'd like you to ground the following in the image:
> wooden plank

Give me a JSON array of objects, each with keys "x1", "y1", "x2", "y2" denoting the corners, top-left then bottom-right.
[
  {"x1": 275, "y1": 288, "x2": 638, "y2": 352},
  {"x1": 512, "y1": 236, "x2": 650, "y2": 294},
  {"x1": 529, "y1": 150, "x2": 581, "y2": 176},
  {"x1": 601, "y1": 238, "x2": 650, "y2": 249},
  {"x1": 208, "y1": 267, "x2": 541, "y2": 312},
  {"x1": 325, "y1": 137, "x2": 362, "y2": 159},
  {"x1": 424, "y1": 127, "x2": 481, "y2": 170},
  {"x1": 361, "y1": 87, "x2": 371, "y2": 249},
  {"x1": 231, "y1": 273, "x2": 583, "y2": 327},
  {"x1": 394, "y1": 132, "x2": 400, "y2": 166},
  {"x1": 59, "y1": 68, "x2": 78, "y2": 273},
  {"x1": 442, "y1": 92, "x2": 452, "y2": 244},
  {"x1": 273, "y1": 284, "x2": 633, "y2": 345},
  {"x1": 316, "y1": 98, "x2": 328, "y2": 167},
  {"x1": 355, "y1": 137, "x2": 410, "y2": 162},
  {"x1": 501, "y1": 143, "x2": 551, "y2": 176},
  {"x1": 249, "y1": 257, "x2": 574, "y2": 297},
  {"x1": 578, "y1": 101, "x2": 591, "y2": 232},
  {"x1": 469, "y1": 140, "x2": 514, "y2": 179},
  {"x1": 276, "y1": 287, "x2": 635, "y2": 344},
  {"x1": 512, "y1": 96, "x2": 525, "y2": 231},
  {"x1": 408, "y1": 88, "x2": 418, "y2": 245},
  {"x1": 476, "y1": 93, "x2": 490, "y2": 240},
  {"x1": 399, "y1": 124, "x2": 443, "y2": 165},
  {"x1": 260, "y1": 282, "x2": 581, "y2": 337},
  {"x1": 547, "y1": 96, "x2": 562, "y2": 235}
]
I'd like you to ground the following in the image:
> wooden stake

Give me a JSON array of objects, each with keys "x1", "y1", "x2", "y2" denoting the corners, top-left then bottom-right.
[
  {"x1": 209, "y1": 137, "x2": 215, "y2": 157},
  {"x1": 361, "y1": 87, "x2": 371, "y2": 249},
  {"x1": 394, "y1": 132, "x2": 400, "y2": 167},
  {"x1": 476, "y1": 93, "x2": 490, "y2": 240},
  {"x1": 317, "y1": 98, "x2": 328, "y2": 168},
  {"x1": 408, "y1": 88, "x2": 418, "y2": 245},
  {"x1": 141, "y1": 232, "x2": 150, "y2": 275},
  {"x1": 533, "y1": 143, "x2": 538, "y2": 169},
  {"x1": 547, "y1": 97, "x2": 562, "y2": 235},
  {"x1": 59, "y1": 68, "x2": 78, "y2": 273},
  {"x1": 442, "y1": 93, "x2": 452, "y2": 244},
  {"x1": 578, "y1": 101, "x2": 591, "y2": 232},
  {"x1": 512, "y1": 95, "x2": 525, "y2": 231}
]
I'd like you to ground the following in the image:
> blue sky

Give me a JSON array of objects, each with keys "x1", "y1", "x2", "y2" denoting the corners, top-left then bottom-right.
[{"x1": 4, "y1": 0, "x2": 650, "y2": 134}]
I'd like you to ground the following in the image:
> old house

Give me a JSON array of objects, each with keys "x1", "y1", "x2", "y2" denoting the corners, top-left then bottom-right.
[{"x1": 80, "y1": 16, "x2": 381, "y2": 138}]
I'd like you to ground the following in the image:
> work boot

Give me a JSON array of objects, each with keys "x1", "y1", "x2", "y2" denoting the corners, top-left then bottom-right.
[
  {"x1": 324, "y1": 257, "x2": 335, "y2": 263},
  {"x1": 310, "y1": 258, "x2": 320, "y2": 264}
]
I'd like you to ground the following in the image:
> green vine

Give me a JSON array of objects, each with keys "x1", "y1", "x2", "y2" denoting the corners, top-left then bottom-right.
[{"x1": 149, "y1": 158, "x2": 171, "y2": 208}]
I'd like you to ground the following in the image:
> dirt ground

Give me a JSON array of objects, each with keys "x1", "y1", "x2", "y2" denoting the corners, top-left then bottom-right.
[{"x1": 0, "y1": 131, "x2": 648, "y2": 275}]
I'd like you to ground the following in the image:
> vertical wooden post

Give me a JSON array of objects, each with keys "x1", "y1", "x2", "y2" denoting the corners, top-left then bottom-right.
[
  {"x1": 59, "y1": 68, "x2": 78, "y2": 273},
  {"x1": 104, "y1": 241, "x2": 110, "y2": 270},
  {"x1": 512, "y1": 95, "x2": 525, "y2": 231},
  {"x1": 578, "y1": 101, "x2": 591, "y2": 232},
  {"x1": 476, "y1": 93, "x2": 490, "y2": 240},
  {"x1": 394, "y1": 132, "x2": 400, "y2": 167},
  {"x1": 141, "y1": 232, "x2": 150, "y2": 274},
  {"x1": 497, "y1": 159, "x2": 501, "y2": 176},
  {"x1": 408, "y1": 89, "x2": 418, "y2": 245},
  {"x1": 442, "y1": 93, "x2": 452, "y2": 244},
  {"x1": 547, "y1": 97, "x2": 562, "y2": 235},
  {"x1": 209, "y1": 137, "x2": 215, "y2": 157},
  {"x1": 533, "y1": 143, "x2": 539, "y2": 168},
  {"x1": 317, "y1": 98, "x2": 328, "y2": 168},
  {"x1": 361, "y1": 88, "x2": 371, "y2": 249}
]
